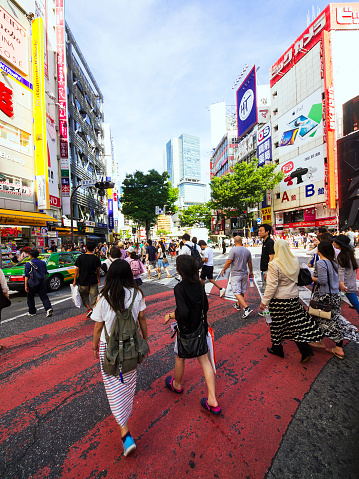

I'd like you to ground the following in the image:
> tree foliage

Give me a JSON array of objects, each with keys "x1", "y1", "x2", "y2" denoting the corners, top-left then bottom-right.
[
  {"x1": 121, "y1": 170, "x2": 178, "y2": 237},
  {"x1": 178, "y1": 203, "x2": 212, "y2": 230},
  {"x1": 210, "y1": 159, "x2": 284, "y2": 217}
]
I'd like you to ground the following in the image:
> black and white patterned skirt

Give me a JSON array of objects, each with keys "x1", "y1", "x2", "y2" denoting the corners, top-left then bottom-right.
[
  {"x1": 310, "y1": 291, "x2": 359, "y2": 344},
  {"x1": 268, "y1": 297, "x2": 323, "y2": 346}
]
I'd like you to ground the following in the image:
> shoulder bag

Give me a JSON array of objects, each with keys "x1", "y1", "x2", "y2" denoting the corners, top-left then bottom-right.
[
  {"x1": 297, "y1": 267, "x2": 312, "y2": 286},
  {"x1": 176, "y1": 285, "x2": 208, "y2": 358},
  {"x1": 0, "y1": 288, "x2": 11, "y2": 309},
  {"x1": 308, "y1": 261, "x2": 332, "y2": 320}
]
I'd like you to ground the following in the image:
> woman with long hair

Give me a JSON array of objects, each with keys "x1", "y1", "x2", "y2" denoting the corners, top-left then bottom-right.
[
  {"x1": 333, "y1": 234, "x2": 359, "y2": 314},
  {"x1": 157, "y1": 241, "x2": 171, "y2": 279},
  {"x1": 259, "y1": 239, "x2": 323, "y2": 363},
  {"x1": 164, "y1": 255, "x2": 221, "y2": 415},
  {"x1": 310, "y1": 241, "x2": 359, "y2": 359},
  {"x1": 92, "y1": 260, "x2": 148, "y2": 456}
]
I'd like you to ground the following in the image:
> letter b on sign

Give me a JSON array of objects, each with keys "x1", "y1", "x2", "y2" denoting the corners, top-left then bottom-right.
[{"x1": 305, "y1": 184, "x2": 315, "y2": 197}]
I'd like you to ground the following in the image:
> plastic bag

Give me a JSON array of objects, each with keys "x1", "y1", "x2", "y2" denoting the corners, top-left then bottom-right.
[
  {"x1": 207, "y1": 327, "x2": 216, "y2": 374},
  {"x1": 70, "y1": 284, "x2": 82, "y2": 308}
]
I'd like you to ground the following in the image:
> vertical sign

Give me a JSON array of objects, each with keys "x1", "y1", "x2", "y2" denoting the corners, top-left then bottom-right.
[
  {"x1": 32, "y1": 17, "x2": 49, "y2": 210},
  {"x1": 257, "y1": 123, "x2": 272, "y2": 166},
  {"x1": 236, "y1": 66, "x2": 257, "y2": 139},
  {"x1": 108, "y1": 198, "x2": 114, "y2": 231},
  {"x1": 322, "y1": 30, "x2": 336, "y2": 209},
  {"x1": 56, "y1": 0, "x2": 70, "y2": 213}
]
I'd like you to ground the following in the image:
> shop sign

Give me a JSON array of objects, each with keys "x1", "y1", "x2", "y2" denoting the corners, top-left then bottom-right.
[
  {"x1": 0, "y1": 226, "x2": 21, "y2": 237},
  {"x1": 63, "y1": 218, "x2": 77, "y2": 227},
  {"x1": 48, "y1": 231, "x2": 58, "y2": 238},
  {"x1": 86, "y1": 227, "x2": 94, "y2": 233},
  {"x1": 0, "y1": 61, "x2": 33, "y2": 91},
  {"x1": 85, "y1": 220, "x2": 95, "y2": 227},
  {"x1": 335, "y1": 6, "x2": 359, "y2": 26},
  {"x1": 37, "y1": 237, "x2": 45, "y2": 247},
  {"x1": 61, "y1": 177, "x2": 70, "y2": 196},
  {"x1": 0, "y1": 149, "x2": 27, "y2": 166},
  {"x1": 326, "y1": 86, "x2": 335, "y2": 131},
  {"x1": 316, "y1": 216, "x2": 337, "y2": 227},
  {"x1": 0, "y1": 175, "x2": 33, "y2": 202},
  {"x1": 0, "y1": 81, "x2": 14, "y2": 117},
  {"x1": 31, "y1": 227, "x2": 41, "y2": 236},
  {"x1": 236, "y1": 66, "x2": 257, "y2": 139},
  {"x1": 49, "y1": 195, "x2": 61, "y2": 207},
  {"x1": 261, "y1": 207, "x2": 272, "y2": 224},
  {"x1": 0, "y1": 4, "x2": 28, "y2": 75},
  {"x1": 96, "y1": 222, "x2": 107, "y2": 229},
  {"x1": 257, "y1": 124, "x2": 271, "y2": 166}
]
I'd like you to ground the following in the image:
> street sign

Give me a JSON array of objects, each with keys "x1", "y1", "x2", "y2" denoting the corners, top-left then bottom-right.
[
  {"x1": 155, "y1": 206, "x2": 159, "y2": 215},
  {"x1": 82, "y1": 180, "x2": 96, "y2": 187},
  {"x1": 257, "y1": 218, "x2": 262, "y2": 225}
]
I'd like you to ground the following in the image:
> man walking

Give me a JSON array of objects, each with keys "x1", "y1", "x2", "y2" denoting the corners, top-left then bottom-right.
[
  {"x1": 25, "y1": 249, "x2": 53, "y2": 317},
  {"x1": 179, "y1": 233, "x2": 201, "y2": 255},
  {"x1": 198, "y1": 240, "x2": 226, "y2": 297},
  {"x1": 73, "y1": 241, "x2": 101, "y2": 317},
  {"x1": 221, "y1": 236, "x2": 253, "y2": 318},
  {"x1": 258, "y1": 224, "x2": 275, "y2": 286},
  {"x1": 145, "y1": 239, "x2": 157, "y2": 279}
]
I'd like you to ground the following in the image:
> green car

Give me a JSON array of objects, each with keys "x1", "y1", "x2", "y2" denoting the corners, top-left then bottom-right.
[{"x1": 3, "y1": 251, "x2": 84, "y2": 292}]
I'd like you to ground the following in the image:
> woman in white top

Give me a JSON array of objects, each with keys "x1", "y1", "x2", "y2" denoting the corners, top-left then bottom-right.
[
  {"x1": 0, "y1": 268, "x2": 10, "y2": 350},
  {"x1": 260, "y1": 239, "x2": 323, "y2": 363},
  {"x1": 92, "y1": 259, "x2": 148, "y2": 456},
  {"x1": 102, "y1": 245, "x2": 122, "y2": 275}
]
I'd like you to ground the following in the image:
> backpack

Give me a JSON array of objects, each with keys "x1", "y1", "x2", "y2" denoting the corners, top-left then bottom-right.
[
  {"x1": 184, "y1": 243, "x2": 203, "y2": 269},
  {"x1": 28, "y1": 261, "x2": 46, "y2": 288},
  {"x1": 129, "y1": 259, "x2": 142, "y2": 276},
  {"x1": 103, "y1": 289, "x2": 149, "y2": 379}
]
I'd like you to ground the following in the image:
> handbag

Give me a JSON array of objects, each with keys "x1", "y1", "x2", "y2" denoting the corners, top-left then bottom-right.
[
  {"x1": 297, "y1": 267, "x2": 312, "y2": 286},
  {"x1": 163, "y1": 256, "x2": 169, "y2": 265},
  {"x1": 0, "y1": 288, "x2": 11, "y2": 309},
  {"x1": 309, "y1": 261, "x2": 332, "y2": 320},
  {"x1": 176, "y1": 286, "x2": 208, "y2": 359}
]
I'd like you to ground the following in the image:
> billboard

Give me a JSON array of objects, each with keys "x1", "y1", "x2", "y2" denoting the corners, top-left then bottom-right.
[
  {"x1": 236, "y1": 66, "x2": 257, "y2": 139},
  {"x1": 0, "y1": 3, "x2": 29, "y2": 75},
  {"x1": 257, "y1": 124, "x2": 271, "y2": 166},
  {"x1": 279, "y1": 145, "x2": 325, "y2": 192},
  {"x1": 277, "y1": 88, "x2": 323, "y2": 156},
  {"x1": 32, "y1": 17, "x2": 49, "y2": 210}
]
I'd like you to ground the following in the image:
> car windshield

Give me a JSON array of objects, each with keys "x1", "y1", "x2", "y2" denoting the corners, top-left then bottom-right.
[{"x1": 17, "y1": 254, "x2": 50, "y2": 265}]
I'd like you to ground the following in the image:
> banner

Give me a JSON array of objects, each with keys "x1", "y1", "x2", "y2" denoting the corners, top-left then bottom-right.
[
  {"x1": 236, "y1": 66, "x2": 257, "y2": 139},
  {"x1": 257, "y1": 124, "x2": 271, "y2": 166},
  {"x1": 32, "y1": 17, "x2": 49, "y2": 210}
]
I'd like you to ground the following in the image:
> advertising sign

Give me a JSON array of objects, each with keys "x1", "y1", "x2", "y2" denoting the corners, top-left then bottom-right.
[
  {"x1": 108, "y1": 198, "x2": 114, "y2": 230},
  {"x1": 257, "y1": 124, "x2": 271, "y2": 166},
  {"x1": 0, "y1": 4, "x2": 28, "y2": 75},
  {"x1": 236, "y1": 66, "x2": 257, "y2": 139},
  {"x1": 236, "y1": 128, "x2": 256, "y2": 161},
  {"x1": 277, "y1": 89, "x2": 323, "y2": 156},
  {"x1": 0, "y1": 175, "x2": 34, "y2": 202},
  {"x1": 32, "y1": 18, "x2": 49, "y2": 210},
  {"x1": 279, "y1": 145, "x2": 325, "y2": 192},
  {"x1": 261, "y1": 207, "x2": 272, "y2": 225},
  {"x1": 46, "y1": 112, "x2": 60, "y2": 208}
]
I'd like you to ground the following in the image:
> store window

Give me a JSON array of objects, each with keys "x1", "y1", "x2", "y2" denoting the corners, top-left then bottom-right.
[
  {"x1": 0, "y1": 120, "x2": 32, "y2": 155},
  {"x1": 0, "y1": 174, "x2": 34, "y2": 202}
]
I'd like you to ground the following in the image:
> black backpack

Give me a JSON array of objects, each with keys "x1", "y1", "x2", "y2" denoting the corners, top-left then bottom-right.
[
  {"x1": 28, "y1": 261, "x2": 46, "y2": 288},
  {"x1": 184, "y1": 243, "x2": 203, "y2": 269}
]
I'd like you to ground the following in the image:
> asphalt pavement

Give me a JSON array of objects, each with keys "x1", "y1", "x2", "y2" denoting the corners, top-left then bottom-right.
[{"x1": 1, "y1": 248, "x2": 359, "y2": 479}]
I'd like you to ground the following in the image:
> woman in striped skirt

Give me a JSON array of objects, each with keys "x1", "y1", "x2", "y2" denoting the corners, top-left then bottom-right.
[
  {"x1": 92, "y1": 259, "x2": 148, "y2": 456},
  {"x1": 260, "y1": 239, "x2": 323, "y2": 363}
]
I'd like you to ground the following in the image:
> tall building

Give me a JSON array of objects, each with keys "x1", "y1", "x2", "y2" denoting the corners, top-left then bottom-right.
[{"x1": 166, "y1": 133, "x2": 206, "y2": 208}]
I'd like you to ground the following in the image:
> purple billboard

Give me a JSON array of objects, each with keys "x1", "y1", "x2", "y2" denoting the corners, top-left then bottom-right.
[{"x1": 236, "y1": 66, "x2": 257, "y2": 139}]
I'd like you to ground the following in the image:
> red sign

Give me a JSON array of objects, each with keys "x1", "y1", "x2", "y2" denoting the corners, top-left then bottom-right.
[
  {"x1": 49, "y1": 195, "x2": 61, "y2": 207},
  {"x1": 56, "y1": 0, "x2": 69, "y2": 160},
  {"x1": 0, "y1": 81, "x2": 14, "y2": 117},
  {"x1": 61, "y1": 184, "x2": 70, "y2": 195},
  {"x1": 37, "y1": 237, "x2": 45, "y2": 247},
  {"x1": 281, "y1": 161, "x2": 294, "y2": 175},
  {"x1": 326, "y1": 85, "x2": 335, "y2": 131}
]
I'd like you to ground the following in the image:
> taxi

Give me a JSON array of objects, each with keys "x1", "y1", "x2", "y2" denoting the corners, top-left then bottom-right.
[{"x1": 3, "y1": 251, "x2": 83, "y2": 292}]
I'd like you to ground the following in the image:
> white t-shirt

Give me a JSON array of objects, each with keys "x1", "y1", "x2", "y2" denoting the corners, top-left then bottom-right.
[
  {"x1": 92, "y1": 287, "x2": 146, "y2": 342},
  {"x1": 203, "y1": 246, "x2": 214, "y2": 267},
  {"x1": 178, "y1": 241, "x2": 201, "y2": 256}
]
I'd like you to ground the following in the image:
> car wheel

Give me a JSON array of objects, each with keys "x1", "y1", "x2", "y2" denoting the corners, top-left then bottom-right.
[{"x1": 48, "y1": 274, "x2": 63, "y2": 292}]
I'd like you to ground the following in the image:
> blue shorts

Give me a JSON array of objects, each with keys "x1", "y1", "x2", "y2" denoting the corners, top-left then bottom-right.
[{"x1": 157, "y1": 258, "x2": 164, "y2": 268}]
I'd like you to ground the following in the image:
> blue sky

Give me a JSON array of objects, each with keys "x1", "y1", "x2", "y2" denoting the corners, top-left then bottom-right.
[{"x1": 66, "y1": 0, "x2": 331, "y2": 185}]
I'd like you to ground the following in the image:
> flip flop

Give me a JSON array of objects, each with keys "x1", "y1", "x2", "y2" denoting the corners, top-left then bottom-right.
[
  {"x1": 325, "y1": 347, "x2": 344, "y2": 360},
  {"x1": 165, "y1": 376, "x2": 183, "y2": 394},
  {"x1": 201, "y1": 397, "x2": 221, "y2": 415}
]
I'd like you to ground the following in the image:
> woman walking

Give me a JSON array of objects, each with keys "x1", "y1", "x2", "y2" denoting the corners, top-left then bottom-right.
[
  {"x1": 127, "y1": 251, "x2": 146, "y2": 286},
  {"x1": 164, "y1": 255, "x2": 221, "y2": 415},
  {"x1": 157, "y1": 241, "x2": 171, "y2": 279},
  {"x1": 260, "y1": 239, "x2": 323, "y2": 363},
  {"x1": 309, "y1": 241, "x2": 359, "y2": 359},
  {"x1": 92, "y1": 260, "x2": 149, "y2": 456}
]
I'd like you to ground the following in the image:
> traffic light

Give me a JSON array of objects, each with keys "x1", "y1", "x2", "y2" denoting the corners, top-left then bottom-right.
[
  {"x1": 95, "y1": 181, "x2": 114, "y2": 197},
  {"x1": 77, "y1": 221, "x2": 85, "y2": 233}
]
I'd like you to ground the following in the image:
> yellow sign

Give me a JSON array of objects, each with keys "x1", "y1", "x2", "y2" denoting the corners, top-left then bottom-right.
[
  {"x1": 32, "y1": 17, "x2": 49, "y2": 210},
  {"x1": 261, "y1": 207, "x2": 272, "y2": 224}
]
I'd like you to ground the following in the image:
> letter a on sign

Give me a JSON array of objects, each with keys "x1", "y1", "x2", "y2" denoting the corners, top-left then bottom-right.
[{"x1": 281, "y1": 191, "x2": 290, "y2": 202}]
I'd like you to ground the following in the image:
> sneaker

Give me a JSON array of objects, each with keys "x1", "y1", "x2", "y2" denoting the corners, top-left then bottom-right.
[
  {"x1": 242, "y1": 307, "x2": 253, "y2": 319},
  {"x1": 28, "y1": 312, "x2": 36, "y2": 317},
  {"x1": 122, "y1": 434, "x2": 136, "y2": 457},
  {"x1": 258, "y1": 311, "x2": 265, "y2": 317},
  {"x1": 233, "y1": 303, "x2": 240, "y2": 311},
  {"x1": 219, "y1": 288, "x2": 226, "y2": 298},
  {"x1": 86, "y1": 309, "x2": 92, "y2": 318},
  {"x1": 46, "y1": 308, "x2": 53, "y2": 318}
]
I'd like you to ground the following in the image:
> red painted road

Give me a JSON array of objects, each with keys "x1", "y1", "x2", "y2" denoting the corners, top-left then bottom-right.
[{"x1": 1, "y1": 283, "x2": 358, "y2": 479}]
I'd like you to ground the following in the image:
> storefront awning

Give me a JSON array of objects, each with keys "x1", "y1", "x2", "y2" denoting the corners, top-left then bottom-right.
[{"x1": 0, "y1": 209, "x2": 56, "y2": 227}]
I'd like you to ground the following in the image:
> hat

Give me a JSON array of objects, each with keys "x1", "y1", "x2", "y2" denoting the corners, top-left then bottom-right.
[{"x1": 330, "y1": 234, "x2": 351, "y2": 248}]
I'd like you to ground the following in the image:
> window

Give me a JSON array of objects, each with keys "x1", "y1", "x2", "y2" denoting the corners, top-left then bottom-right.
[{"x1": 59, "y1": 253, "x2": 74, "y2": 265}]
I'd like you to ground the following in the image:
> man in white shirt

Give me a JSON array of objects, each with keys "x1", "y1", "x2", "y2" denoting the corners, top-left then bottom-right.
[
  {"x1": 346, "y1": 227, "x2": 355, "y2": 247},
  {"x1": 198, "y1": 240, "x2": 225, "y2": 297},
  {"x1": 178, "y1": 233, "x2": 201, "y2": 255}
]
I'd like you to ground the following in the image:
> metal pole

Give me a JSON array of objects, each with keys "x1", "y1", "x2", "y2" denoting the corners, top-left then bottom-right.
[{"x1": 70, "y1": 185, "x2": 81, "y2": 249}]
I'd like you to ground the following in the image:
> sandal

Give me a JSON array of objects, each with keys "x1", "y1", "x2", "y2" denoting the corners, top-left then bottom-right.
[
  {"x1": 201, "y1": 398, "x2": 221, "y2": 415},
  {"x1": 325, "y1": 348, "x2": 344, "y2": 360},
  {"x1": 165, "y1": 376, "x2": 183, "y2": 394},
  {"x1": 309, "y1": 342, "x2": 326, "y2": 349}
]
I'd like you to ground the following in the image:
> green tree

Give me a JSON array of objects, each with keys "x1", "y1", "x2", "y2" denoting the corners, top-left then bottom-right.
[
  {"x1": 178, "y1": 203, "x2": 212, "y2": 230},
  {"x1": 157, "y1": 229, "x2": 170, "y2": 237},
  {"x1": 121, "y1": 170, "x2": 178, "y2": 238},
  {"x1": 210, "y1": 159, "x2": 284, "y2": 217}
]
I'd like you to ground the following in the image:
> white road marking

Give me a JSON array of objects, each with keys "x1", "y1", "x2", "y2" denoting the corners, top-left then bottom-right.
[{"x1": 2, "y1": 296, "x2": 73, "y2": 324}]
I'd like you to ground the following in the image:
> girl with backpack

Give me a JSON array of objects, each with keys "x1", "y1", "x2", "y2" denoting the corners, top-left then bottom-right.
[
  {"x1": 92, "y1": 260, "x2": 149, "y2": 456},
  {"x1": 164, "y1": 255, "x2": 221, "y2": 415},
  {"x1": 127, "y1": 251, "x2": 146, "y2": 285},
  {"x1": 157, "y1": 241, "x2": 171, "y2": 279}
]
